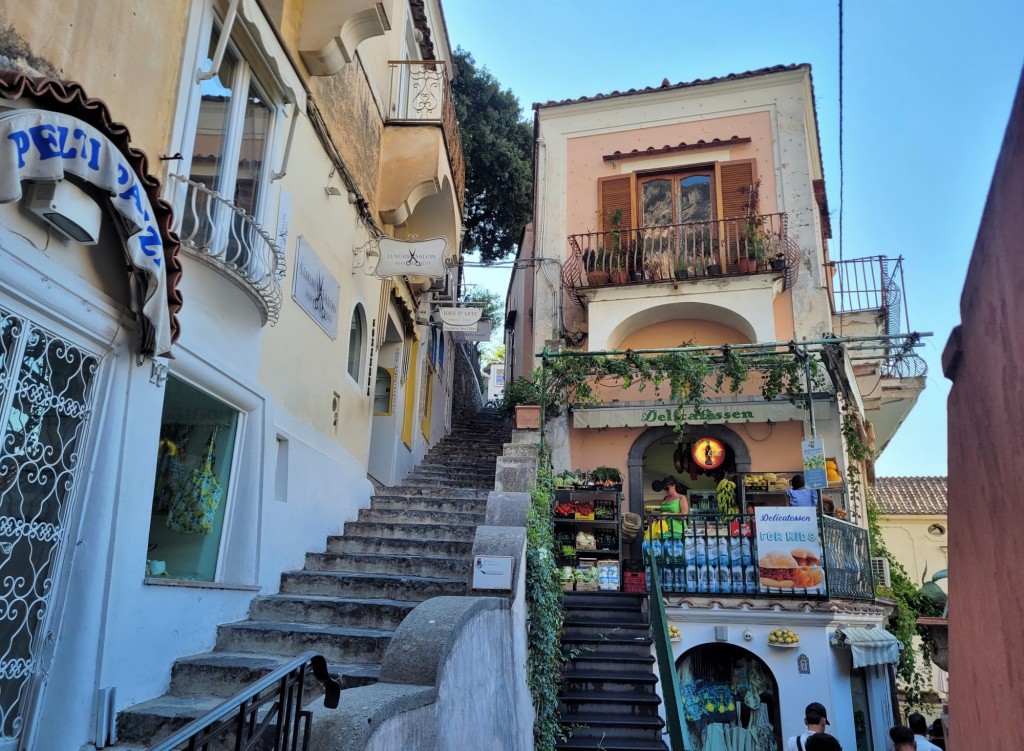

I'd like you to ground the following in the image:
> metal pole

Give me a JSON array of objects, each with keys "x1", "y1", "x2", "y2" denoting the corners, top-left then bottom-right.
[
  {"x1": 804, "y1": 349, "x2": 817, "y2": 438},
  {"x1": 539, "y1": 348, "x2": 548, "y2": 447}
]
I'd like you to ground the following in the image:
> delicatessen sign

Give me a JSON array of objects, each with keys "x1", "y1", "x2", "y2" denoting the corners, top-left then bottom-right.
[{"x1": 755, "y1": 508, "x2": 824, "y2": 594}]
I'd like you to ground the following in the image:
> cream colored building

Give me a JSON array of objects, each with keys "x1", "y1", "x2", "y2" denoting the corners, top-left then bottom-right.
[
  {"x1": 874, "y1": 476, "x2": 950, "y2": 705},
  {"x1": 0, "y1": 1, "x2": 470, "y2": 748}
]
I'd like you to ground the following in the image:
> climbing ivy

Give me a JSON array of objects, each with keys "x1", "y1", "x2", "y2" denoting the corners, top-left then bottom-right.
[{"x1": 525, "y1": 458, "x2": 566, "y2": 750}]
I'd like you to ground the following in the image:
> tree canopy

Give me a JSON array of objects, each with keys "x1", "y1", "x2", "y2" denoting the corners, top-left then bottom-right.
[{"x1": 452, "y1": 48, "x2": 533, "y2": 263}]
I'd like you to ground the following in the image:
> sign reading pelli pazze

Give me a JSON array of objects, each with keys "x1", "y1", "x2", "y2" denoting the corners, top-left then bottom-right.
[
  {"x1": 801, "y1": 437, "x2": 827, "y2": 489},
  {"x1": 374, "y1": 236, "x2": 450, "y2": 279}
]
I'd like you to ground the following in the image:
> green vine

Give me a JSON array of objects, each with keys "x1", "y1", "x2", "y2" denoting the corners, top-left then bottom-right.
[{"x1": 525, "y1": 458, "x2": 566, "y2": 750}]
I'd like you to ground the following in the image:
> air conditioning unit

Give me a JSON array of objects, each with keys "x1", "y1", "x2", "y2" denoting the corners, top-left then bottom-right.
[
  {"x1": 22, "y1": 178, "x2": 102, "y2": 244},
  {"x1": 870, "y1": 556, "x2": 891, "y2": 588}
]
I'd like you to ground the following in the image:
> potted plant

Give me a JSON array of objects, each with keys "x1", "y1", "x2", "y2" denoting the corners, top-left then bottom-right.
[
  {"x1": 584, "y1": 247, "x2": 610, "y2": 286},
  {"x1": 770, "y1": 251, "x2": 787, "y2": 271},
  {"x1": 705, "y1": 252, "x2": 722, "y2": 276}
]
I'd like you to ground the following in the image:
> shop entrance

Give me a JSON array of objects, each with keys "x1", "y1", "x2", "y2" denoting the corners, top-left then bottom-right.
[{"x1": 676, "y1": 643, "x2": 782, "y2": 751}]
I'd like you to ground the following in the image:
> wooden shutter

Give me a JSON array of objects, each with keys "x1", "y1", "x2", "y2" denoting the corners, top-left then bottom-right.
[
  {"x1": 598, "y1": 175, "x2": 635, "y2": 231},
  {"x1": 717, "y1": 160, "x2": 757, "y2": 218}
]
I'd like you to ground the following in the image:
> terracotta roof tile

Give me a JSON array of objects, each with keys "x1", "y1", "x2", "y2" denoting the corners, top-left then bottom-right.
[
  {"x1": 873, "y1": 476, "x2": 947, "y2": 515},
  {"x1": 534, "y1": 63, "x2": 808, "y2": 110}
]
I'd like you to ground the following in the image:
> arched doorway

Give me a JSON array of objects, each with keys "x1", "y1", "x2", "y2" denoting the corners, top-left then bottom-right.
[{"x1": 676, "y1": 643, "x2": 782, "y2": 751}]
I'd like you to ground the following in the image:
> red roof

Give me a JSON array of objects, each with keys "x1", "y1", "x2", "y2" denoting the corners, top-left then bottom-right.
[{"x1": 873, "y1": 476, "x2": 947, "y2": 515}]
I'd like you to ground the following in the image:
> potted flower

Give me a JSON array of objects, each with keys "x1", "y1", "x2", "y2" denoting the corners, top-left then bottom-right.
[
  {"x1": 584, "y1": 247, "x2": 610, "y2": 286},
  {"x1": 770, "y1": 251, "x2": 787, "y2": 271},
  {"x1": 705, "y1": 252, "x2": 722, "y2": 277}
]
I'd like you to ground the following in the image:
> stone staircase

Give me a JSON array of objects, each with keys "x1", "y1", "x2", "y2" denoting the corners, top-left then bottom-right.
[
  {"x1": 557, "y1": 591, "x2": 668, "y2": 751},
  {"x1": 115, "y1": 410, "x2": 511, "y2": 748}
]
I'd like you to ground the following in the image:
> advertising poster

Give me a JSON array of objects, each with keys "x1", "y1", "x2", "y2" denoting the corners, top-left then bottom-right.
[
  {"x1": 755, "y1": 508, "x2": 824, "y2": 594},
  {"x1": 801, "y1": 436, "x2": 827, "y2": 489}
]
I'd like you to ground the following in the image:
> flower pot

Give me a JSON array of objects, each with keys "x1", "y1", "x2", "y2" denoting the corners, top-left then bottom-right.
[
  {"x1": 674, "y1": 269, "x2": 688, "y2": 280},
  {"x1": 586, "y1": 270, "x2": 610, "y2": 286},
  {"x1": 771, "y1": 258, "x2": 787, "y2": 271},
  {"x1": 611, "y1": 269, "x2": 629, "y2": 284},
  {"x1": 737, "y1": 257, "x2": 756, "y2": 273},
  {"x1": 706, "y1": 264, "x2": 722, "y2": 277},
  {"x1": 514, "y1": 404, "x2": 542, "y2": 430},
  {"x1": 630, "y1": 270, "x2": 646, "y2": 282}
]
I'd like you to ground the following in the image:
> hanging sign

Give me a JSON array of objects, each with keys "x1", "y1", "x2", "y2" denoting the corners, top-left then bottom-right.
[
  {"x1": 755, "y1": 507, "x2": 824, "y2": 594},
  {"x1": 292, "y1": 237, "x2": 340, "y2": 338},
  {"x1": 374, "y1": 236, "x2": 450, "y2": 279},
  {"x1": 692, "y1": 437, "x2": 725, "y2": 470},
  {"x1": 801, "y1": 437, "x2": 827, "y2": 489},
  {"x1": 448, "y1": 320, "x2": 493, "y2": 341},
  {"x1": 437, "y1": 307, "x2": 482, "y2": 327},
  {"x1": 0, "y1": 109, "x2": 171, "y2": 355}
]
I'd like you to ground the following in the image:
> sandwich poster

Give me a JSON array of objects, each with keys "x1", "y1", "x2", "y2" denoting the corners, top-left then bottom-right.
[{"x1": 755, "y1": 508, "x2": 824, "y2": 594}]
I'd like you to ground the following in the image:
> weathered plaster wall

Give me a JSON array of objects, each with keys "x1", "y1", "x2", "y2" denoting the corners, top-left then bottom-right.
[
  {"x1": 0, "y1": 1, "x2": 188, "y2": 159},
  {"x1": 943, "y1": 71, "x2": 1024, "y2": 751}
]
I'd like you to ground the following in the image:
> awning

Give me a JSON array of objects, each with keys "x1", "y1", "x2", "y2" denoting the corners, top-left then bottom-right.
[{"x1": 831, "y1": 627, "x2": 903, "y2": 668}]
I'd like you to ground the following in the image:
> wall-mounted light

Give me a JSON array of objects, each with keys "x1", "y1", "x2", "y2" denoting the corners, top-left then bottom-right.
[{"x1": 325, "y1": 186, "x2": 343, "y2": 197}]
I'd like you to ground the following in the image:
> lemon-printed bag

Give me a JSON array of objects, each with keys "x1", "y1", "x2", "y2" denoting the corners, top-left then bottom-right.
[{"x1": 166, "y1": 427, "x2": 224, "y2": 536}]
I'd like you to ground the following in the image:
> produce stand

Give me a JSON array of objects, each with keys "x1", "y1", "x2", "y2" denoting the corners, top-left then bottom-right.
[{"x1": 554, "y1": 490, "x2": 622, "y2": 591}]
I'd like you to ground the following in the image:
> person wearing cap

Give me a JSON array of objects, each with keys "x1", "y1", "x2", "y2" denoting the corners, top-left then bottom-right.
[{"x1": 786, "y1": 702, "x2": 830, "y2": 751}]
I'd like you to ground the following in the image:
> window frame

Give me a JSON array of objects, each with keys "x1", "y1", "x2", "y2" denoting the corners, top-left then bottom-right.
[
  {"x1": 347, "y1": 303, "x2": 367, "y2": 387},
  {"x1": 638, "y1": 167, "x2": 718, "y2": 228}
]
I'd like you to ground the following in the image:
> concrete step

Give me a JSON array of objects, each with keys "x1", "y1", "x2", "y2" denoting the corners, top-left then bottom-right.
[
  {"x1": 562, "y1": 650, "x2": 655, "y2": 675},
  {"x1": 558, "y1": 690, "x2": 662, "y2": 717},
  {"x1": 249, "y1": 593, "x2": 415, "y2": 630},
  {"x1": 377, "y1": 485, "x2": 489, "y2": 499},
  {"x1": 555, "y1": 712, "x2": 664, "y2": 741},
  {"x1": 280, "y1": 569, "x2": 466, "y2": 601},
  {"x1": 555, "y1": 739, "x2": 668, "y2": 751},
  {"x1": 562, "y1": 592, "x2": 648, "y2": 610},
  {"x1": 370, "y1": 494, "x2": 488, "y2": 514},
  {"x1": 561, "y1": 669, "x2": 659, "y2": 695},
  {"x1": 560, "y1": 634, "x2": 654, "y2": 659},
  {"x1": 215, "y1": 620, "x2": 393, "y2": 664},
  {"x1": 169, "y1": 651, "x2": 378, "y2": 698},
  {"x1": 326, "y1": 534, "x2": 473, "y2": 558},
  {"x1": 562, "y1": 620, "x2": 651, "y2": 642},
  {"x1": 304, "y1": 551, "x2": 470, "y2": 579},
  {"x1": 563, "y1": 603, "x2": 649, "y2": 625},
  {"x1": 398, "y1": 477, "x2": 495, "y2": 490},
  {"x1": 117, "y1": 694, "x2": 226, "y2": 745},
  {"x1": 341, "y1": 520, "x2": 477, "y2": 542},
  {"x1": 355, "y1": 507, "x2": 485, "y2": 527}
]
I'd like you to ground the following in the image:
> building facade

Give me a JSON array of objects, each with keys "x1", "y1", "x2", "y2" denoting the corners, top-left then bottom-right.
[
  {"x1": 0, "y1": 1, "x2": 469, "y2": 748},
  {"x1": 507, "y1": 64, "x2": 928, "y2": 751}
]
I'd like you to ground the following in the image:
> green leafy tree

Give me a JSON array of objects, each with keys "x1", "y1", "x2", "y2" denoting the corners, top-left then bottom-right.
[
  {"x1": 461, "y1": 288, "x2": 503, "y2": 328},
  {"x1": 452, "y1": 48, "x2": 533, "y2": 263}
]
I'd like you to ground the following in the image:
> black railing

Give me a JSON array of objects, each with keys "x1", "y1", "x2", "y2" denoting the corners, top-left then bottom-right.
[
  {"x1": 821, "y1": 515, "x2": 875, "y2": 600},
  {"x1": 150, "y1": 652, "x2": 341, "y2": 751},
  {"x1": 643, "y1": 512, "x2": 877, "y2": 600}
]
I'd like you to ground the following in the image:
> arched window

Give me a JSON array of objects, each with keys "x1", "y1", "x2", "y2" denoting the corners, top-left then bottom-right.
[{"x1": 347, "y1": 304, "x2": 365, "y2": 383}]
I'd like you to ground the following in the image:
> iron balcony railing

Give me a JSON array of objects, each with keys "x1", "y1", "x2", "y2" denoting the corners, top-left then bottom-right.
[
  {"x1": 168, "y1": 173, "x2": 285, "y2": 324},
  {"x1": 149, "y1": 651, "x2": 340, "y2": 751},
  {"x1": 647, "y1": 550, "x2": 688, "y2": 751},
  {"x1": 826, "y1": 255, "x2": 926, "y2": 377},
  {"x1": 566, "y1": 214, "x2": 795, "y2": 291},
  {"x1": 821, "y1": 515, "x2": 876, "y2": 600},
  {"x1": 642, "y1": 512, "x2": 875, "y2": 601},
  {"x1": 386, "y1": 60, "x2": 465, "y2": 210}
]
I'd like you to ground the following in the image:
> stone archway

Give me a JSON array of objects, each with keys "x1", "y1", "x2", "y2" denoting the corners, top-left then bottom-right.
[{"x1": 626, "y1": 423, "x2": 752, "y2": 516}]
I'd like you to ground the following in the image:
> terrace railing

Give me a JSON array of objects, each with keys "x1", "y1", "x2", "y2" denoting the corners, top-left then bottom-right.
[
  {"x1": 386, "y1": 60, "x2": 465, "y2": 209},
  {"x1": 642, "y1": 512, "x2": 875, "y2": 601}
]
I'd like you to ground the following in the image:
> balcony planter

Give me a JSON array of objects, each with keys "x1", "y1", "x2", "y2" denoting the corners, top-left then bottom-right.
[
  {"x1": 771, "y1": 255, "x2": 787, "y2": 271},
  {"x1": 514, "y1": 404, "x2": 542, "y2": 430},
  {"x1": 737, "y1": 257, "x2": 756, "y2": 274},
  {"x1": 586, "y1": 270, "x2": 610, "y2": 286},
  {"x1": 674, "y1": 269, "x2": 688, "y2": 280},
  {"x1": 706, "y1": 263, "x2": 723, "y2": 277},
  {"x1": 611, "y1": 269, "x2": 629, "y2": 284}
]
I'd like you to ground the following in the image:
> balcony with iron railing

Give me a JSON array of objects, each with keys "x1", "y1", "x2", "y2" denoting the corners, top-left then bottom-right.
[
  {"x1": 383, "y1": 60, "x2": 465, "y2": 211},
  {"x1": 642, "y1": 512, "x2": 875, "y2": 601},
  {"x1": 563, "y1": 214, "x2": 799, "y2": 299},
  {"x1": 827, "y1": 255, "x2": 926, "y2": 378},
  {"x1": 168, "y1": 173, "x2": 285, "y2": 325}
]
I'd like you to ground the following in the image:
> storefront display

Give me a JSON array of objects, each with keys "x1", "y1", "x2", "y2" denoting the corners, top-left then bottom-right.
[
  {"x1": 554, "y1": 490, "x2": 622, "y2": 591},
  {"x1": 677, "y1": 645, "x2": 782, "y2": 751}
]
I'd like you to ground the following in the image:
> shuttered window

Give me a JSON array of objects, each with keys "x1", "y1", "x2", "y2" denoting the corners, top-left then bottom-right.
[
  {"x1": 718, "y1": 159, "x2": 757, "y2": 218},
  {"x1": 598, "y1": 175, "x2": 635, "y2": 231}
]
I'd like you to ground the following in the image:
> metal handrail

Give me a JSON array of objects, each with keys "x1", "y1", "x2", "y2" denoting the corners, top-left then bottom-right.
[
  {"x1": 647, "y1": 551, "x2": 687, "y2": 751},
  {"x1": 821, "y1": 515, "x2": 876, "y2": 600},
  {"x1": 167, "y1": 173, "x2": 285, "y2": 325},
  {"x1": 149, "y1": 651, "x2": 341, "y2": 751}
]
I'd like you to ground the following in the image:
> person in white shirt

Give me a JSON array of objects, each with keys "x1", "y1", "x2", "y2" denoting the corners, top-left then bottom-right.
[
  {"x1": 786, "y1": 702, "x2": 830, "y2": 751},
  {"x1": 908, "y1": 713, "x2": 942, "y2": 751}
]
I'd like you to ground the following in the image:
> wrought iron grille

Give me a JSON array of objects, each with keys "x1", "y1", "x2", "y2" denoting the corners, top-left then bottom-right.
[
  {"x1": 0, "y1": 306, "x2": 100, "y2": 746},
  {"x1": 821, "y1": 516, "x2": 875, "y2": 600},
  {"x1": 149, "y1": 652, "x2": 341, "y2": 751},
  {"x1": 167, "y1": 173, "x2": 285, "y2": 325}
]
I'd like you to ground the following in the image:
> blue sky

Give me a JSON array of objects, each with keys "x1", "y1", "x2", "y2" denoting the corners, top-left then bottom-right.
[{"x1": 447, "y1": 0, "x2": 1024, "y2": 477}]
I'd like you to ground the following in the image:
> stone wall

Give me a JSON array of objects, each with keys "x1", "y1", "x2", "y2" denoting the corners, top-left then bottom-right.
[{"x1": 451, "y1": 341, "x2": 484, "y2": 423}]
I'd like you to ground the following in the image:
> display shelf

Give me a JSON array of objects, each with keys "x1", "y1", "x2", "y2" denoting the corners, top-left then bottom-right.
[
  {"x1": 553, "y1": 491, "x2": 623, "y2": 590},
  {"x1": 767, "y1": 642, "x2": 801, "y2": 649}
]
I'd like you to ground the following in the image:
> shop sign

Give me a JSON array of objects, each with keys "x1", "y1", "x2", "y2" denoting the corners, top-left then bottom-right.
[
  {"x1": 572, "y1": 399, "x2": 833, "y2": 429},
  {"x1": 437, "y1": 307, "x2": 482, "y2": 327},
  {"x1": 692, "y1": 437, "x2": 725, "y2": 470},
  {"x1": 754, "y1": 507, "x2": 824, "y2": 595},
  {"x1": 0, "y1": 109, "x2": 171, "y2": 354},
  {"x1": 801, "y1": 437, "x2": 827, "y2": 489},
  {"x1": 472, "y1": 555, "x2": 513, "y2": 590},
  {"x1": 292, "y1": 237, "x2": 339, "y2": 338},
  {"x1": 374, "y1": 236, "x2": 450, "y2": 279},
  {"x1": 448, "y1": 320, "x2": 493, "y2": 341}
]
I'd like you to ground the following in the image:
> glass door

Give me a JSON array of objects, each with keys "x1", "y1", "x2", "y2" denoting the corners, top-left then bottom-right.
[{"x1": 851, "y1": 667, "x2": 875, "y2": 751}]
